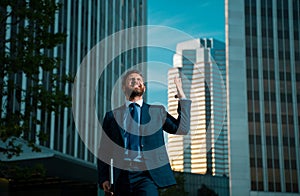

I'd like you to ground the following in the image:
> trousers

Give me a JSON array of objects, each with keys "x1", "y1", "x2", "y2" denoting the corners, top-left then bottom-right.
[{"x1": 113, "y1": 170, "x2": 158, "y2": 196}]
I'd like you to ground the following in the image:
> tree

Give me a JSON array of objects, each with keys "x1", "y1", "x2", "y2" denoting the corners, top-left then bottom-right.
[
  {"x1": 197, "y1": 184, "x2": 218, "y2": 196},
  {"x1": 159, "y1": 172, "x2": 189, "y2": 196},
  {"x1": 0, "y1": 0, "x2": 72, "y2": 158}
]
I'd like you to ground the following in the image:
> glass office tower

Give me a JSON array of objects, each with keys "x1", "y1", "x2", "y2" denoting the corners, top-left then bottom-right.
[
  {"x1": 226, "y1": 0, "x2": 300, "y2": 195},
  {"x1": 167, "y1": 38, "x2": 227, "y2": 176},
  {"x1": 0, "y1": 0, "x2": 147, "y2": 193}
]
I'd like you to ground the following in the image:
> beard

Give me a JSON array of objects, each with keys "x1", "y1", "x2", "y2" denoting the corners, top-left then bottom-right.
[{"x1": 124, "y1": 85, "x2": 145, "y2": 99}]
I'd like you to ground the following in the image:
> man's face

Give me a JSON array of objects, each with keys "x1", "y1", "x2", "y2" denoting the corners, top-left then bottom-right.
[{"x1": 123, "y1": 73, "x2": 146, "y2": 98}]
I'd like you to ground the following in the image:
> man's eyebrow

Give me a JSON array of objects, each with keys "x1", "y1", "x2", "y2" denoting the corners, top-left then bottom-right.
[{"x1": 128, "y1": 77, "x2": 143, "y2": 80}]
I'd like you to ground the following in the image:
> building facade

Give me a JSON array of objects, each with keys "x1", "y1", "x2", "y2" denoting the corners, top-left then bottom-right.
[
  {"x1": 178, "y1": 171, "x2": 229, "y2": 196},
  {"x1": 167, "y1": 38, "x2": 227, "y2": 177},
  {"x1": 0, "y1": 0, "x2": 147, "y2": 195},
  {"x1": 226, "y1": 0, "x2": 300, "y2": 195}
]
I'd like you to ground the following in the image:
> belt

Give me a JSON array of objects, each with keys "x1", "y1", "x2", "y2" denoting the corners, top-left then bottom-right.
[{"x1": 123, "y1": 160, "x2": 146, "y2": 170}]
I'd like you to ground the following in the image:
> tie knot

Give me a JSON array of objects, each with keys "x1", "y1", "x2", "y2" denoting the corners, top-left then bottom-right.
[
  {"x1": 129, "y1": 103, "x2": 139, "y2": 121},
  {"x1": 129, "y1": 103, "x2": 139, "y2": 109}
]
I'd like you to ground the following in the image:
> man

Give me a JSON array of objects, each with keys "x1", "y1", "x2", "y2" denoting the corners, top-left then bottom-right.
[{"x1": 97, "y1": 69, "x2": 191, "y2": 196}]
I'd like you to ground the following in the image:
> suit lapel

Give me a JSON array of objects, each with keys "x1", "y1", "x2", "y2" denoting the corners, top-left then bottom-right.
[
  {"x1": 113, "y1": 105, "x2": 127, "y2": 143},
  {"x1": 140, "y1": 103, "x2": 151, "y2": 136},
  {"x1": 141, "y1": 103, "x2": 151, "y2": 125}
]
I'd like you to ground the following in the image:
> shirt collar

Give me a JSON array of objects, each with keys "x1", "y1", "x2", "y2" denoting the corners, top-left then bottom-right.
[{"x1": 125, "y1": 99, "x2": 143, "y2": 108}]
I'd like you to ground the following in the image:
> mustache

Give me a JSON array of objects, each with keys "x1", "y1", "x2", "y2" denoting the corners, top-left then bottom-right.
[{"x1": 124, "y1": 85, "x2": 145, "y2": 98}]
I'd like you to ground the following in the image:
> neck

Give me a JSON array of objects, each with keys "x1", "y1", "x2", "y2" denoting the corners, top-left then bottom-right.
[{"x1": 128, "y1": 96, "x2": 143, "y2": 102}]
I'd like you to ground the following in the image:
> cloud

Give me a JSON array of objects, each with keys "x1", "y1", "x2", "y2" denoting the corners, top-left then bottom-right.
[
  {"x1": 148, "y1": 10, "x2": 185, "y2": 27},
  {"x1": 147, "y1": 61, "x2": 170, "y2": 83},
  {"x1": 147, "y1": 0, "x2": 225, "y2": 42},
  {"x1": 197, "y1": 0, "x2": 211, "y2": 8},
  {"x1": 147, "y1": 25, "x2": 196, "y2": 51}
]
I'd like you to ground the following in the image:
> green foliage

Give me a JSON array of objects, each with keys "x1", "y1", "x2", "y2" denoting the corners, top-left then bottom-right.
[
  {"x1": 159, "y1": 172, "x2": 189, "y2": 196},
  {"x1": 197, "y1": 184, "x2": 218, "y2": 196},
  {"x1": 0, "y1": 162, "x2": 46, "y2": 179},
  {"x1": 0, "y1": 0, "x2": 72, "y2": 158}
]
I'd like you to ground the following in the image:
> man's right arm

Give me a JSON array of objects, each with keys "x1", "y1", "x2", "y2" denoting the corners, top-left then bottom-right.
[
  {"x1": 97, "y1": 112, "x2": 111, "y2": 189},
  {"x1": 174, "y1": 77, "x2": 186, "y2": 99},
  {"x1": 97, "y1": 158, "x2": 109, "y2": 189}
]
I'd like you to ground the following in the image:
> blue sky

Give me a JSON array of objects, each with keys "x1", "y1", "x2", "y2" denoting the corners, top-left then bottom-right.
[
  {"x1": 148, "y1": 0, "x2": 225, "y2": 41},
  {"x1": 146, "y1": 0, "x2": 225, "y2": 106}
]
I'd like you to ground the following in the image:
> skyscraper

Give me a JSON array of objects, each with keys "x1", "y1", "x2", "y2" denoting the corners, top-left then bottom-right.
[
  {"x1": 167, "y1": 38, "x2": 227, "y2": 176},
  {"x1": 226, "y1": 0, "x2": 300, "y2": 195},
  {"x1": 0, "y1": 0, "x2": 147, "y2": 194}
]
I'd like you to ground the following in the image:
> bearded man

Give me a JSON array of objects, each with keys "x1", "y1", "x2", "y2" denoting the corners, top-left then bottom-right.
[{"x1": 97, "y1": 69, "x2": 191, "y2": 196}]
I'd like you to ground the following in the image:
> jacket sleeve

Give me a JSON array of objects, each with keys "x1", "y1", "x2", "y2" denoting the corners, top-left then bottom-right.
[
  {"x1": 163, "y1": 99, "x2": 192, "y2": 135},
  {"x1": 97, "y1": 112, "x2": 111, "y2": 189},
  {"x1": 97, "y1": 158, "x2": 109, "y2": 189}
]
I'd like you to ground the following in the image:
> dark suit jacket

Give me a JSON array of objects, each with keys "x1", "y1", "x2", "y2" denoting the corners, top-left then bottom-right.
[{"x1": 97, "y1": 100, "x2": 191, "y2": 188}]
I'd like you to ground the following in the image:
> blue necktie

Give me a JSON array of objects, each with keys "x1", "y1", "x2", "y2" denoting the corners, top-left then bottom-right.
[{"x1": 126, "y1": 103, "x2": 140, "y2": 159}]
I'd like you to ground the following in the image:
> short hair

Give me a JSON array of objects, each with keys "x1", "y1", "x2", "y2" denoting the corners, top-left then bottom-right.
[{"x1": 121, "y1": 69, "x2": 144, "y2": 87}]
